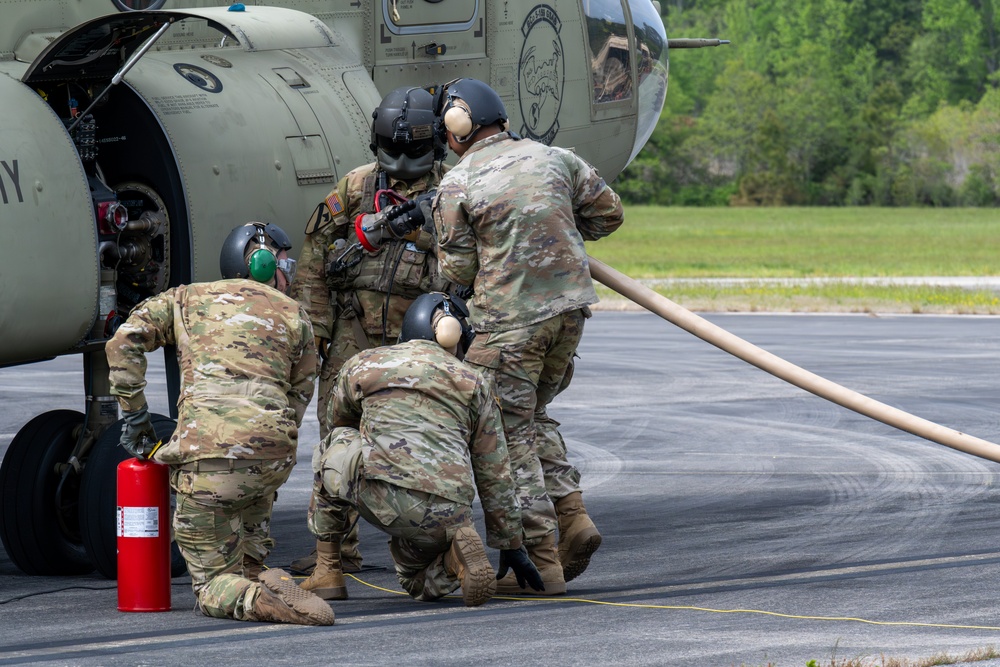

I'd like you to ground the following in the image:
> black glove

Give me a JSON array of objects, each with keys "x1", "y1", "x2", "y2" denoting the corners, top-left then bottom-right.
[
  {"x1": 120, "y1": 406, "x2": 157, "y2": 459},
  {"x1": 355, "y1": 191, "x2": 436, "y2": 251},
  {"x1": 497, "y1": 546, "x2": 545, "y2": 592},
  {"x1": 451, "y1": 284, "x2": 474, "y2": 301},
  {"x1": 384, "y1": 191, "x2": 435, "y2": 238}
]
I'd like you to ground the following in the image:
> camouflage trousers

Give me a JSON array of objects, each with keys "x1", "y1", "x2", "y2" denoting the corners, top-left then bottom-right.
[
  {"x1": 315, "y1": 315, "x2": 367, "y2": 438},
  {"x1": 313, "y1": 306, "x2": 384, "y2": 550},
  {"x1": 312, "y1": 427, "x2": 473, "y2": 601},
  {"x1": 169, "y1": 456, "x2": 294, "y2": 620},
  {"x1": 306, "y1": 423, "x2": 361, "y2": 544},
  {"x1": 463, "y1": 309, "x2": 587, "y2": 546}
]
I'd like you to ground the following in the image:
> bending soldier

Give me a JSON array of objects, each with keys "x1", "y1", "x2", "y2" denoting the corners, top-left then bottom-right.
[
  {"x1": 290, "y1": 86, "x2": 452, "y2": 592},
  {"x1": 308, "y1": 293, "x2": 542, "y2": 606},
  {"x1": 432, "y1": 79, "x2": 625, "y2": 594},
  {"x1": 106, "y1": 222, "x2": 332, "y2": 626}
]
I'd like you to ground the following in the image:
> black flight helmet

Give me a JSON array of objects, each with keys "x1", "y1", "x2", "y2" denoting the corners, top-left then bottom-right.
[
  {"x1": 370, "y1": 86, "x2": 444, "y2": 179},
  {"x1": 439, "y1": 78, "x2": 508, "y2": 143},
  {"x1": 219, "y1": 222, "x2": 295, "y2": 284},
  {"x1": 399, "y1": 292, "x2": 474, "y2": 354}
]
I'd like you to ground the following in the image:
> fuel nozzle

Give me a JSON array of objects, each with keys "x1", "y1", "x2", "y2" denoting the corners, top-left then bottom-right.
[{"x1": 354, "y1": 191, "x2": 435, "y2": 252}]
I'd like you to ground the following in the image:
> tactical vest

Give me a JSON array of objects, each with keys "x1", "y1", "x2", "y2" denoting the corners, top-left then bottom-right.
[{"x1": 324, "y1": 166, "x2": 449, "y2": 300}]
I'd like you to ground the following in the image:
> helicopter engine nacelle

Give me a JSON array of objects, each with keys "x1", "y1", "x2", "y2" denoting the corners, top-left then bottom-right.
[
  {"x1": 0, "y1": 74, "x2": 97, "y2": 362},
  {"x1": 0, "y1": 6, "x2": 381, "y2": 367}
]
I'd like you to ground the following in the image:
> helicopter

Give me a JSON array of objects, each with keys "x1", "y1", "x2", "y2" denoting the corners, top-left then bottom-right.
[{"x1": 0, "y1": 0, "x2": 728, "y2": 578}]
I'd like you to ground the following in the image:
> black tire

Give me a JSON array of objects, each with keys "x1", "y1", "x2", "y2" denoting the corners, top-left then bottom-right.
[
  {"x1": 79, "y1": 414, "x2": 187, "y2": 579},
  {"x1": 0, "y1": 410, "x2": 95, "y2": 575}
]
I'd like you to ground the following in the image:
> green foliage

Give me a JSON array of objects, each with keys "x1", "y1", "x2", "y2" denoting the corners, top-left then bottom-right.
[{"x1": 616, "y1": 0, "x2": 1000, "y2": 206}]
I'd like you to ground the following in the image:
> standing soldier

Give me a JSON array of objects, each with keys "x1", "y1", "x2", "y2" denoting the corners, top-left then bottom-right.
[
  {"x1": 309, "y1": 292, "x2": 542, "y2": 606},
  {"x1": 107, "y1": 222, "x2": 332, "y2": 626},
  {"x1": 431, "y1": 78, "x2": 625, "y2": 594},
  {"x1": 289, "y1": 86, "x2": 451, "y2": 598}
]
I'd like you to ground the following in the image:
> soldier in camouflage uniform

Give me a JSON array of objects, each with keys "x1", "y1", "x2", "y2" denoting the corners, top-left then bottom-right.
[
  {"x1": 289, "y1": 86, "x2": 451, "y2": 593},
  {"x1": 309, "y1": 292, "x2": 542, "y2": 606},
  {"x1": 432, "y1": 79, "x2": 625, "y2": 595},
  {"x1": 107, "y1": 222, "x2": 333, "y2": 626}
]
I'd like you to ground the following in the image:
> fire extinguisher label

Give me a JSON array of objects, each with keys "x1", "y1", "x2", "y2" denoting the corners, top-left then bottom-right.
[{"x1": 117, "y1": 506, "x2": 160, "y2": 538}]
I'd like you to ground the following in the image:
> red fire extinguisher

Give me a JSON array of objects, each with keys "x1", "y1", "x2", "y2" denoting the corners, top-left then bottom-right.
[{"x1": 117, "y1": 457, "x2": 172, "y2": 612}]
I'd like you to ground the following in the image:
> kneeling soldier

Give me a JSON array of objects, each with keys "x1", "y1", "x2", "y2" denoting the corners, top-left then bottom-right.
[
  {"x1": 305, "y1": 292, "x2": 542, "y2": 605},
  {"x1": 108, "y1": 222, "x2": 332, "y2": 626}
]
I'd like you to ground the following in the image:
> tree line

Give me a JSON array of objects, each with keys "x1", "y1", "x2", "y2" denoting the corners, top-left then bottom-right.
[{"x1": 616, "y1": 0, "x2": 1000, "y2": 206}]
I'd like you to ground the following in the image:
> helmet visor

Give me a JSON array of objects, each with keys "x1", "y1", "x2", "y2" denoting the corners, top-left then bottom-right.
[
  {"x1": 376, "y1": 149, "x2": 435, "y2": 180},
  {"x1": 376, "y1": 134, "x2": 434, "y2": 159}
]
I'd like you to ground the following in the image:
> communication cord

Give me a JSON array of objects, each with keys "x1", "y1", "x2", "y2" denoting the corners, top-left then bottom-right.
[
  {"x1": 6, "y1": 572, "x2": 997, "y2": 633},
  {"x1": 341, "y1": 573, "x2": 1000, "y2": 633}
]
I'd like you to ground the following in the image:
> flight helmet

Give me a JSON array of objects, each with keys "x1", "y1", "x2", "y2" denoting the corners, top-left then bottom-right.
[
  {"x1": 399, "y1": 292, "x2": 474, "y2": 354},
  {"x1": 439, "y1": 78, "x2": 508, "y2": 144},
  {"x1": 370, "y1": 86, "x2": 444, "y2": 179},
  {"x1": 219, "y1": 222, "x2": 296, "y2": 285}
]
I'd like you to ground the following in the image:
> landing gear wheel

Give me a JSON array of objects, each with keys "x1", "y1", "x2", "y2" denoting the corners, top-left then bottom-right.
[
  {"x1": 79, "y1": 414, "x2": 187, "y2": 579},
  {"x1": 0, "y1": 410, "x2": 95, "y2": 575}
]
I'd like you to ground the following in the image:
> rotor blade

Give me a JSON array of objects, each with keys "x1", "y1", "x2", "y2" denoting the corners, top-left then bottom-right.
[{"x1": 588, "y1": 255, "x2": 1000, "y2": 464}]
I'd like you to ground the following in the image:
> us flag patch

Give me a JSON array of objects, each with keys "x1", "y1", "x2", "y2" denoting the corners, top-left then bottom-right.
[{"x1": 326, "y1": 192, "x2": 344, "y2": 215}]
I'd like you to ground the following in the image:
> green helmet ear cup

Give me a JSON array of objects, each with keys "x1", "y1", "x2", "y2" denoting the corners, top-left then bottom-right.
[{"x1": 248, "y1": 247, "x2": 277, "y2": 282}]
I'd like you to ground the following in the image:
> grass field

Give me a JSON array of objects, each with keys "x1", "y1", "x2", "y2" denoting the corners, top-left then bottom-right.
[{"x1": 586, "y1": 207, "x2": 1000, "y2": 314}]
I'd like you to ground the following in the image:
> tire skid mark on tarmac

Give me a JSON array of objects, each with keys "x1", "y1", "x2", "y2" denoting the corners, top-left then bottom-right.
[
  {"x1": 772, "y1": 414, "x2": 998, "y2": 564},
  {"x1": 715, "y1": 395, "x2": 993, "y2": 545},
  {"x1": 595, "y1": 550, "x2": 1000, "y2": 603},
  {"x1": 561, "y1": 438, "x2": 624, "y2": 491},
  {"x1": 566, "y1": 392, "x2": 1000, "y2": 575}
]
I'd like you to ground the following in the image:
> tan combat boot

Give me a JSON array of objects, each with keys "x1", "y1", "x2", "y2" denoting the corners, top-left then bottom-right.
[
  {"x1": 242, "y1": 554, "x2": 263, "y2": 582},
  {"x1": 555, "y1": 491, "x2": 602, "y2": 582},
  {"x1": 250, "y1": 569, "x2": 334, "y2": 626},
  {"x1": 299, "y1": 540, "x2": 348, "y2": 600},
  {"x1": 495, "y1": 533, "x2": 567, "y2": 595},
  {"x1": 443, "y1": 526, "x2": 497, "y2": 607},
  {"x1": 289, "y1": 523, "x2": 363, "y2": 574}
]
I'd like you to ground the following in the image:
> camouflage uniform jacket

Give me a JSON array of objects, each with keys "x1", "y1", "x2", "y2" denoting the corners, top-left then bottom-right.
[
  {"x1": 331, "y1": 339, "x2": 521, "y2": 548},
  {"x1": 107, "y1": 280, "x2": 317, "y2": 464},
  {"x1": 432, "y1": 132, "x2": 624, "y2": 332},
  {"x1": 291, "y1": 161, "x2": 450, "y2": 341}
]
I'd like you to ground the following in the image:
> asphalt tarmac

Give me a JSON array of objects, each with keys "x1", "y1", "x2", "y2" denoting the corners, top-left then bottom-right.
[{"x1": 3, "y1": 311, "x2": 1000, "y2": 666}]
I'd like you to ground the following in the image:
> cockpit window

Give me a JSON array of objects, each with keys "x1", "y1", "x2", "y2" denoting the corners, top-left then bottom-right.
[
  {"x1": 628, "y1": 0, "x2": 669, "y2": 163},
  {"x1": 583, "y1": 0, "x2": 633, "y2": 105},
  {"x1": 112, "y1": 0, "x2": 166, "y2": 10},
  {"x1": 629, "y1": 0, "x2": 666, "y2": 91}
]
